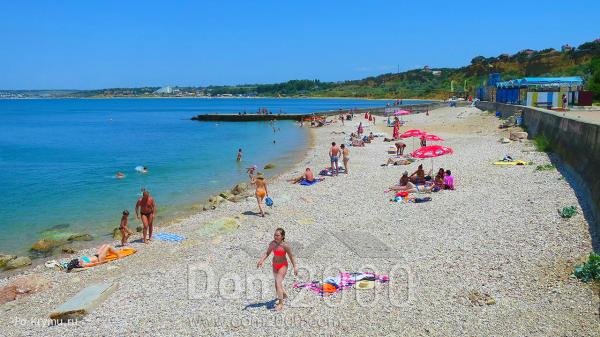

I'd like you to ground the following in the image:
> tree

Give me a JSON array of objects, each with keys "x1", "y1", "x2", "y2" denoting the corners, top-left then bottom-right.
[
  {"x1": 588, "y1": 58, "x2": 600, "y2": 100},
  {"x1": 471, "y1": 56, "x2": 486, "y2": 64}
]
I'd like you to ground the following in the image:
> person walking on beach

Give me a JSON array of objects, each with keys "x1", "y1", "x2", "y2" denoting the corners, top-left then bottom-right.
[
  {"x1": 257, "y1": 228, "x2": 298, "y2": 312},
  {"x1": 562, "y1": 94, "x2": 568, "y2": 110},
  {"x1": 135, "y1": 189, "x2": 156, "y2": 243},
  {"x1": 329, "y1": 142, "x2": 341, "y2": 176},
  {"x1": 252, "y1": 173, "x2": 269, "y2": 217},
  {"x1": 119, "y1": 210, "x2": 133, "y2": 246},
  {"x1": 341, "y1": 144, "x2": 350, "y2": 174},
  {"x1": 237, "y1": 148, "x2": 243, "y2": 162}
]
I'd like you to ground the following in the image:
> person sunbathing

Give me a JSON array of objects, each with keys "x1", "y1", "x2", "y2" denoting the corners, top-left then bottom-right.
[
  {"x1": 389, "y1": 172, "x2": 417, "y2": 193},
  {"x1": 409, "y1": 164, "x2": 431, "y2": 184},
  {"x1": 382, "y1": 157, "x2": 411, "y2": 166},
  {"x1": 288, "y1": 168, "x2": 315, "y2": 184},
  {"x1": 368, "y1": 132, "x2": 375, "y2": 141},
  {"x1": 352, "y1": 139, "x2": 365, "y2": 147},
  {"x1": 66, "y1": 244, "x2": 124, "y2": 271}
]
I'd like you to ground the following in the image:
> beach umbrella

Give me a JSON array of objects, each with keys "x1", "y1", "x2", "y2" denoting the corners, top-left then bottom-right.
[
  {"x1": 411, "y1": 145, "x2": 454, "y2": 171},
  {"x1": 400, "y1": 129, "x2": 425, "y2": 150},
  {"x1": 393, "y1": 110, "x2": 411, "y2": 116},
  {"x1": 422, "y1": 134, "x2": 445, "y2": 142}
]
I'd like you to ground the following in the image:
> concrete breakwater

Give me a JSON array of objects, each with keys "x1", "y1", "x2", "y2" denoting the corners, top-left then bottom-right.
[
  {"x1": 191, "y1": 101, "x2": 447, "y2": 122},
  {"x1": 476, "y1": 101, "x2": 600, "y2": 242}
]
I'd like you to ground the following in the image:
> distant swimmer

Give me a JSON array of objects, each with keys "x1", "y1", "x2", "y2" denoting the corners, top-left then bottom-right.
[
  {"x1": 237, "y1": 148, "x2": 243, "y2": 162},
  {"x1": 135, "y1": 166, "x2": 148, "y2": 174},
  {"x1": 142, "y1": 166, "x2": 148, "y2": 174},
  {"x1": 116, "y1": 172, "x2": 125, "y2": 179}
]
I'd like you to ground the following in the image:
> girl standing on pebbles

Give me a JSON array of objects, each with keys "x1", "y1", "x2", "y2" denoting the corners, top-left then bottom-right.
[{"x1": 257, "y1": 228, "x2": 298, "y2": 312}]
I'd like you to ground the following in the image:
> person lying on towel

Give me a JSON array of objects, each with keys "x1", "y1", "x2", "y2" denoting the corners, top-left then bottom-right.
[
  {"x1": 288, "y1": 168, "x2": 315, "y2": 184},
  {"x1": 66, "y1": 244, "x2": 125, "y2": 271}
]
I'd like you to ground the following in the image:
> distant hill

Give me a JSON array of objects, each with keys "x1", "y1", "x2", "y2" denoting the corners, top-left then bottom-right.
[{"x1": 4, "y1": 39, "x2": 599, "y2": 100}]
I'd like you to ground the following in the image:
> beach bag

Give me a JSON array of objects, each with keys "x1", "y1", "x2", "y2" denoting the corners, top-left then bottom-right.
[{"x1": 265, "y1": 197, "x2": 273, "y2": 207}]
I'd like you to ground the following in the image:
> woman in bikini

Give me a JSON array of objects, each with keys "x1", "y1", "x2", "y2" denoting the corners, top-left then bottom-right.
[
  {"x1": 257, "y1": 228, "x2": 298, "y2": 312},
  {"x1": 252, "y1": 174, "x2": 268, "y2": 217},
  {"x1": 66, "y1": 244, "x2": 123, "y2": 272}
]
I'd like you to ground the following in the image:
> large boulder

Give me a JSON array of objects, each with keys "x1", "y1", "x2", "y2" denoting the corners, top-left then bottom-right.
[
  {"x1": 264, "y1": 163, "x2": 276, "y2": 170},
  {"x1": 0, "y1": 254, "x2": 16, "y2": 269},
  {"x1": 61, "y1": 246, "x2": 77, "y2": 254},
  {"x1": 196, "y1": 217, "x2": 240, "y2": 237},
  {"x1": 227, "y1": 194, "x2": 248, "y2": 203},
  {"x1": 68, "y1": 233, "x2": 93, "y2": 242},
  {"x1": 50, "y1": 282, "x2": 117, "y2": 322},
  {"x1": 509, "y1": 131, "x2": 528, "y2": 141},
  {"x1": 219, "y1": 191, "x2": 233, "y2": 200},
  {"x1": 4, "y1": 256, "x2": 32, "y2": 270},
  {"x1": 31, "y1": 239, "x2": 64, "y2": 253},
  {"x1": 231, "y1": 183, "x2": 248, "y2": 195},
  {"x1": 0, "y1": 285, "x2": 17, "y2": 305}
]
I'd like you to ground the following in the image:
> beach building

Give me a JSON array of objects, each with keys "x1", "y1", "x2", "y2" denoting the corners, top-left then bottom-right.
[
  {"x1": 154, "y1": 86, "x2": 173, "y2": 94},
  {"x1": 495, "y1": 77, "x2": 584, "y2": 108}
]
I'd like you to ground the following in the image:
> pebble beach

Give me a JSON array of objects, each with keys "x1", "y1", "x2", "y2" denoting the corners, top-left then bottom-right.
[{"x1": 1, "y1": 106, "x2": 599, "y2": 336}]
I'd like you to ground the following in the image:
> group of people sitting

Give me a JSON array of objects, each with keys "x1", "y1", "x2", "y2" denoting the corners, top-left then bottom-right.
[{"x1": 389, "y1": 164, "x2": 454, "y2": 193}]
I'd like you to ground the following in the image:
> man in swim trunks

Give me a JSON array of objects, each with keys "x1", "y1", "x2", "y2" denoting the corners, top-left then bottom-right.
[
  {"x1": 329, "y1": 142, "x2": 341, "y2": 176},
  {"x1": 135, "y1": 190, "x2": 156, "y2": 243}
]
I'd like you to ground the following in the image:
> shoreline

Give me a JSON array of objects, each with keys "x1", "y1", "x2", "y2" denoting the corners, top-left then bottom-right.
[{"x1": 2, "y1": 106, "x2": 598, "y2": 336}]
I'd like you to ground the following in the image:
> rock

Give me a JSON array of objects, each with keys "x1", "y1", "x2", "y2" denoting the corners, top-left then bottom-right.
[
  {"x1": 13, "y1": 274, "x2": 49, "y2": 295},
  {"x1": 0, "y1": 285, "x2": 17, "y2": 305},
  {"x1": 0, "y1": 254, "x2": 16, "y2": 269},
  {"x1": 112, "y1": 228, "x2": 122, "y2": 240},
  {"x1": 4, "y1": 256, "x2": 32, "y2": 270},
  {"x1": 67, "y1": 233, "x2": 93, "y2": 242},
  {"x1": 50, "y1": 282, "x2": 118, "y2": 322},
  {"x1": 196, "y1": 217, "x2": 240, "y2": 237},
  {"x1": 509, "y1": 131, "x2": 528, "y2": 141},
  {"x1": 500, "y1": 137, "x2": 511, "y2": 144},
  {"x1": 31, "y1": 239, "x2": 64, "y2": 253},
  {"x1": 39, "y1": 228, "x2": 77, "y2": 242},
  {"x1": 264, "y1": 163, "x2": 276, "y2": 170},
  {"x1": 219, "y1": 191, "x2": 233, "y2": 200},
  {"x1": 215, "y1": 196, "x2": 225, "y2": 204},
  {"x1": 136, "y1": 226, "x2": 143, "y2": 233},
  {"x1": 227, "y1": 194, "x2": 248, "y2": 203},
  {"x1": 231, "y1": 183, "x2": 248, "y2": 195},
  {"x1": 61, "y1": 246, "x2": 77, "y2": 254}
]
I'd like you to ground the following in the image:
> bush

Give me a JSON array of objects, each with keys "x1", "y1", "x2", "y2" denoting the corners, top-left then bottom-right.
[
  {"x1": 573, "y1": 253, "x2": 600, "y2": 282},
  {"x1": 533, "y1": 134, "x2": 553, "y2": 152},
  {"x1": 535, "y1": 164, "x2": 555, "y2": 171}
]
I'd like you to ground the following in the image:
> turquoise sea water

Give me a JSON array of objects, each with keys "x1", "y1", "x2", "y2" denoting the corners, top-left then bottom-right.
[{"x1": 0, "y1": 98, "x2": 428, "y2": 255}]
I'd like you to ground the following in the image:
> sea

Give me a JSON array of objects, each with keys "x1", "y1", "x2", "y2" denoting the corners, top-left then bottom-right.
[{"x1": 0, "y1": 98, "x2": 429, "y2": 255}]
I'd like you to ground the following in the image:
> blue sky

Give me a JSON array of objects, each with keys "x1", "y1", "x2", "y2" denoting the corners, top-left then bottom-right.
[{"x1": 1, "y1": 0, "x2": 599, "y2": 89}]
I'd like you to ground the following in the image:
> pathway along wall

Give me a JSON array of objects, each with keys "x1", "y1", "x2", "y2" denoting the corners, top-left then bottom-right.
[{"x1": 476, "y1": 101, "x2": 600, "y2": 240}]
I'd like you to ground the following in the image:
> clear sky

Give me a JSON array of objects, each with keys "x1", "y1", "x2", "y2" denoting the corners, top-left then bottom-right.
[{"x1": 1, "y1": 0, "x2": 599, "y2": 89}]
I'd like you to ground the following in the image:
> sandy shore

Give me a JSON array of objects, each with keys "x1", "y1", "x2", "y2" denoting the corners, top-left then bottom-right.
[{"x1": 1, "y1": 106, "x2": 599, "y2": 336}]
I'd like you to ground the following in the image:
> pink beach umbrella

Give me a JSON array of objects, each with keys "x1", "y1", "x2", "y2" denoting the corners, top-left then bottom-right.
[
  {"x1": 400, "y1": 129, "x2": 425, "y2": 151},
  {"x1": 393, "y1": 110, "x2": 411, "y2": 116},
  {"x1": 422, "y1": 134, "x2": 445, "y2": 142},
  {"x1": 411, "y1": 145, "x2": 454, "y2": 171}
]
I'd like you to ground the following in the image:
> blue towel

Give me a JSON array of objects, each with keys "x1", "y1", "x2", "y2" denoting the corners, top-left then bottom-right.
[
  {"x1": 154, "y1": 233, "x2": 185, "y2": 242},
  {"x1": 300, "y1": 179, "x2": 319, "y2": 186}
]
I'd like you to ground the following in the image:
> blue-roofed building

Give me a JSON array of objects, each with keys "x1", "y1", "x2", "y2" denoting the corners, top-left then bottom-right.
[{"x1": 495, "y1": 76, "x2": 584, "y2": 108}]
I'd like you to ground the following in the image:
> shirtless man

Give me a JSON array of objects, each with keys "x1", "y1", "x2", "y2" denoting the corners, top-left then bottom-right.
[
  {"x1": 329, "y1": 142, "x2": 341, "y2": 176},
  {"x1": 135, "y1": 190, "x2": 156, "y2": 243}
]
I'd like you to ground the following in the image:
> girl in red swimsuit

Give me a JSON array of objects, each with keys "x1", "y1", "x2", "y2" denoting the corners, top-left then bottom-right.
[{"x1": 257, "y1": 228, "x2": 298, "y2": 312}]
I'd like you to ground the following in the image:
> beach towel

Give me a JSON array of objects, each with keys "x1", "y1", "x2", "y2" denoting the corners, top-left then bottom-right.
[
  {"x1": 154, "y1": 233, "x2": 185, "y2": 242},
  {"x1": 70, "y1": 248, "x2": 137, "y2": 271},
  {"x1": 294, "y1": 272, "x2": 389, "y2": 296},
  {"x1": 299, "y1": 178, "x2": 320, "y2": 186}
]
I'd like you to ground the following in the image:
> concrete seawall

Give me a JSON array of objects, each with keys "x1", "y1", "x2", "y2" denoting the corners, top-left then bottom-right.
[{"x1": 476, "y1": 101, "x2": 600, "y2": 242}]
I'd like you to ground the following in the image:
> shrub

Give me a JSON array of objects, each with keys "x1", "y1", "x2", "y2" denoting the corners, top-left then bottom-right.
[
  {"x1": 533, "y1": 134, "x2": 553, "y2": 152},
  {"x1": 573, "y1": 253, "x2": 600, "y2": 282}
]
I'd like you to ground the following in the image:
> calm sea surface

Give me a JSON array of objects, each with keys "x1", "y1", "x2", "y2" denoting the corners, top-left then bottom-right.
[{"x1": 0, "y1": 98, "x2": 429, "y2": 255}]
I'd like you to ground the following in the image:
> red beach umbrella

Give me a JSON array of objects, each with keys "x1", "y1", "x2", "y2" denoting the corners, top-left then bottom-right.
[
  {"x1": 393, "y1": 110, "x2": 411, "y2": 116},
  {"x1": 400, "y1": 129, "x2": 425, "y2": 139},
  {"x1": 411, "y1": 145, "x2": 453, "y2": 158},
  {"x1": 411, "y1": 145, "x2": 454, "y2": 171},
  {"x1": 422, "y1": 134, "x2": 445, "y2": 142}
]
